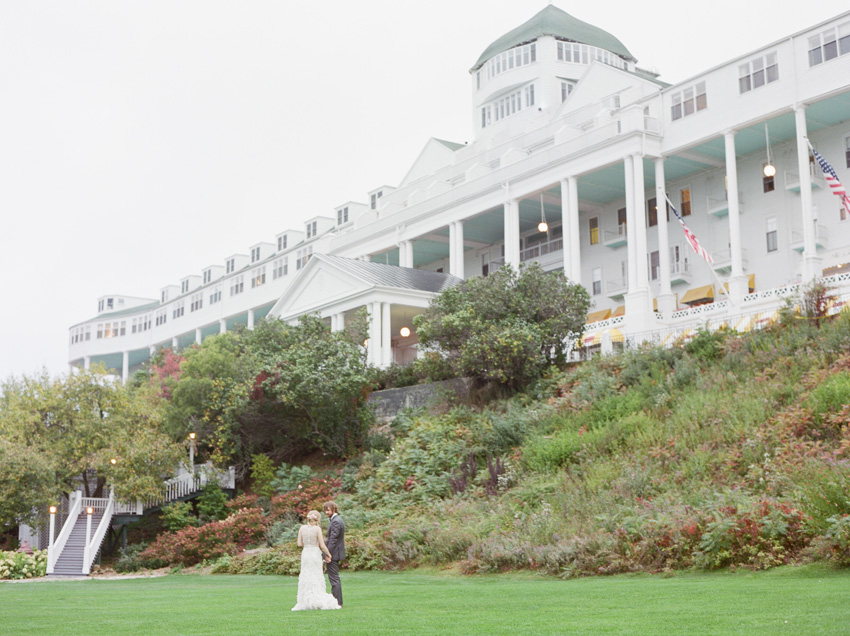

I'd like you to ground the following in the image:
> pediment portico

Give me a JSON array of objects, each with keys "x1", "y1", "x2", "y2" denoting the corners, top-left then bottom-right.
[{"x1": 268, "y1": 254, "x2": 461, "y2": 368}]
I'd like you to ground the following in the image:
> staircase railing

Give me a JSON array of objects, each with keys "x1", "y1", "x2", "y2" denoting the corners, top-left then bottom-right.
[
  {"x1": 47, "y1": 491, "x2": 81, "y2": 574},
  {"x1": 83, "y1": 491, "x2": 114, "y2": 575}
]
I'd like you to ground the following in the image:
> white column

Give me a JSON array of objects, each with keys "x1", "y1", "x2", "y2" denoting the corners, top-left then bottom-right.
[
  {"x1": 633, "y1": 155, "x2": 649, "y2": 290},
  {"x1": 332, "y1": 312, "x2": 345, "y2": 333},
  {"x1": 148, "y1": 346, "x2": 155, "y2": 356},
  {"x1": 655, "y1": 158, "x2": 675, "y2": 314},
  {"x1": 171, "y1": 336, "x2": 178, "y2": 350},
  {"x1": 624, "y1": 156, "x2": 638, "y2": 292},
  {"x1": 121, "y1": 351, "x2": 129, "y2": 384},
  {"x1": 504, "y1": 198, "x2": 520, "y2": 269},
  {"x1": 195, "y1": 328, "x2": 202, "y2": 345},
  {"x1": 568, "y1": 176, "x2": 581, "y2": 284},
  {"x1": 368, "y1": 301, "x2": 382, "y2": 366},
  {"x1": 84, "y1": 356, "x2": 91, "y2": 371},
  {"x1": 399, "y1": 241, "x2": 413, "y2": 268},
  {"x1": 722, "y1": 131, "x2": 747, "y2": 306},
  {"x1": 381, "y1": 302, "x2": 392, "y2": 367},
  {"x1": 450, "y1": 221, "x2": 465, "y2": 279},
  {"x1": 795, "y1": 105, "x2": 822, "y2": 281},
  {"x1": 219, "y1": 319, "x2": 227, "y2": 334},
  {"x1": 247, "y1": 309, "x2": 255, "y2": 330}
]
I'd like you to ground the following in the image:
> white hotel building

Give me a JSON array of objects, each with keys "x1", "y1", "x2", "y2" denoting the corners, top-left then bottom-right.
[{"x1": 69, "y1": 6, "x2": 850, "y2": 378}]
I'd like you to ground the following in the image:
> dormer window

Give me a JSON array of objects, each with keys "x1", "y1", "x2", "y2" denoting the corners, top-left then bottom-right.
[
  {"x1": 278, "y1": 234, "x2": 287, "y2": 251},
  {"x1": 226, "y1": 258, "x2": 235, "y2": 274},
  {"x1": 161, "y1": 290, "x2": 167, "y2": 303},
  {"x1": 370, "y1": 191, "x2": 383, "y2": 210},
  {"x1": 203, "y1": 270, "x2": 211, "y2": 284},
  {"x1": 337, "y1": 207, "x2": 349, "y2": 225},
  {"x1": 306, "y1": 221, "x2": 317, "y2": 238},
  {"x1": 251, "y1": 246, "x2": 261, "y2": 263},
  {"x1": 181, "y1": 280, "x2": 189, "y2": 294},
  {"x1": 107, "y1": 298, "x2": 114, "y2": 310}
]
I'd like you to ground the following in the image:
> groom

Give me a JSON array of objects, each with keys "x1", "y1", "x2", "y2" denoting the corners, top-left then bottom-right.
[{"x1": 323, "y1": 501, "x2": 345, "y2": 607}]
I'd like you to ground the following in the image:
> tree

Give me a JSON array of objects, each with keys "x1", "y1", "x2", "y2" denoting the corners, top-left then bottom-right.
[
  {"x1": 0, "y1": 367, "x2": 184, "y2": 526},
  {"x1": 413, "y1": 264, "x2": 590, "y2": 390}
]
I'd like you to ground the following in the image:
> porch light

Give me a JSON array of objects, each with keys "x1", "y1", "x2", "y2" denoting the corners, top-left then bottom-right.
[
  {"x1": 763, "y1": 122, "x2": 776, "y2": 178},
  {"x1": 49, "y1": 506, "x2": 57, "y2": 515},
  {"x1": 537, "y1": 193, "x2": 548, "y2": 233},
  {"x1": 189, "y1": 432, "x2": 196, "y2": 440},
  {"x1": 400, "y1": 327, "x2": 411, "y2": 338},
  {"x1": 110, "y1": 458, "x2": 117, "y2": 465},
  {"x1": 86, "y1": 507, "x2": 94, "y2": 515}
]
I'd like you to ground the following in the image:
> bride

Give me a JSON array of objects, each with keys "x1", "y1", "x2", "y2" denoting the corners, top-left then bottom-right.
[{"x1": 291, "y1": 510, "x2": 341, "y2": 611}]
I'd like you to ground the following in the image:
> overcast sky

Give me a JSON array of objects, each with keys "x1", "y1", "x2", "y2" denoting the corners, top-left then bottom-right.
[{"x1": 1, "y1": 1, "x2": 847, "y2": 381}]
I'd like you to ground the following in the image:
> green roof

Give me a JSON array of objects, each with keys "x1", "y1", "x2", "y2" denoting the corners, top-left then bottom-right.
[{"x1": 471, "y1": 5, "x2": 635, "y2": 71}]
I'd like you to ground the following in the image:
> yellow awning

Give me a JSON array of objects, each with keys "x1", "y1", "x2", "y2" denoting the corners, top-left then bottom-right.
[
  {"x1": 586, "y1": 309, "x2": 611, "y2": 324},
  {"x1": 721, "y1": 274, "x2": 755, "y2": 294},
  {"x1": 588, "y1": 328, "x2": 624, "y2": 346},
  {"x1": 680, "y1": 284, "x2": 715, "y2": 305},
  {"x1": 612, "y1": 305, "x2": 625, "y2": 317}
]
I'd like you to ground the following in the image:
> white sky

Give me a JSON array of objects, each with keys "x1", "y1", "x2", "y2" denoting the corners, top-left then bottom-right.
[{"x1": 1, "y1": 0, "x2": 848, "y2": 380}]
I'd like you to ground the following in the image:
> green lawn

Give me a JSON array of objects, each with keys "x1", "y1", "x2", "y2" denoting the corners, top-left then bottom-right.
[{"x1": 1, "y1": 566, "x2": 849, "y2": 636}]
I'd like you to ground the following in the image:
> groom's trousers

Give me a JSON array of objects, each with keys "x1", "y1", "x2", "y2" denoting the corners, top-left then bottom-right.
[{"x1": 327, "y1": 559, "x2": 343, "y2": 606}]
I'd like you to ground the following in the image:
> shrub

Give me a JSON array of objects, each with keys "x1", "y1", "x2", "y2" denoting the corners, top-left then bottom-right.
[
  {"x1": 250, "y1": 453, "x2": 276, "y2": 498},
  {"x1": 140, "y1": 507, "x2": 269, "y2": 567},
  {"x1": 211, "y1": 547, "x2": 302, "y2": 575},
  {"x1": 0, "y1": 550, "x2": 46, "y2": 580},
  {"x1": 270, "y1": 475, "x2": 340, "y2": 520},
  {"x1": 795, "y1": 460, "x2": 850, "y2": 533},
  {"x1": 270, "y1": 463, "x2": 315, "y2": 494},
  {"x1": 818, "y1": 514, "x2": 850, "y2": 566},
  {"x1": 197, "y1": 482, "x2": 230, "y2": 523},
  {"x1": 113, "y1": 542, "x2": 151, "y2": 573},
  {"x1": 160, "y1": 501, "x2": 198, "y2": 532}
]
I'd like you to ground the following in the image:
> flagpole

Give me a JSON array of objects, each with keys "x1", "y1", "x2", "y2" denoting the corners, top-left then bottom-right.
[{"x1": 663, "y1": 194, "x2": 737, "y2": 309}]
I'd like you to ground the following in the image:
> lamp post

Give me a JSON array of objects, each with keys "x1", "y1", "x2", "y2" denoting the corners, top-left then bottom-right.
[
  {"x1": 83, "y1": 506, "x2": 94, "y2": 570},
  {"x1": 47, "y1": 506, "x2": 57, "y2": 568},
  {"x1": 188, "y1": 433, "x2": 196, "y2": 470}
]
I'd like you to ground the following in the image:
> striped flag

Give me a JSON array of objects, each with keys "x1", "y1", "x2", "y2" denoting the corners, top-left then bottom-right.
[
  {"x1": 811, "y1": 148, "x2": 850, "y2": 212},
  {"x1": 665, "y1": 196, "x2": 713, "y2": 264}
]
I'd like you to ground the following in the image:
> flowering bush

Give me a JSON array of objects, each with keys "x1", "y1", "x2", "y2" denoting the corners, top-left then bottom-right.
[
  {"x1": 140, "y1": 507, "x2": 269, "y2": 567},
  {"x1": 0, "y1": 550, "x2": 47, "y2": 580},
  {"x1": 269, "y1": 476, "x2": 340, "y2": 520}
]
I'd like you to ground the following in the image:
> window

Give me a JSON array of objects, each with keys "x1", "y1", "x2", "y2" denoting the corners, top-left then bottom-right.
[
  {"x1": 161, "y1": 290, "x2": 167, "y2": 303},
  {"x1": 230, "y1": 275, "x2": 244, "y2": 296},
  {"x1": 273, "y1": 257, "x2": 288, "y2": 279},
  {"x1": 370, "y1": 191, "x2": 382, "y2": 210},
  {"x1": 209, "y1": 286, "x2": 221, "y2": 305},
  {"x1": 251, "y1": 266, "x2": 266, "y2": 288},
  {"x1": 650, "y1": 251, "x2": 660, "y2": 281},
  {"x1": 203, "y1": 270, "x2": 211, "y2": 284},
  {"x1": 671, "y1": 82, "x2": 707, "y2": 120},
  {"x1": 556, "y1": 40, "x2": 627, "y2": 70},
  {"x1": 846, "y1": 135, "x2": 850, "y2": 169},
  {"x1": 841, "y1": 205, "x2": 848, "y2": 222},
  {"x1": 173, "y1": 301, "x2": 185, "y2": 319},
  {"x1": 190, "y1": 293, "x2": 203, "y2": 312},
  {"x1": 592, "y1": 267, "x2": 602, "y2": 295},
  {"x1": 617, "y1": 207, "x2": 627, "y2": 233},
  {"x1": 481, "y1": 253, "x2": 490, "y2": 277},
  {"x1": 86, "y1": 325, "x2": 91, "y2": 340},
  {"x1": 766, "y1": 217, "x2": 778, "y2": 252},
  {"x1": 739, "y1": 52, "x2": 778, "y2": 93},
  {"x1": 278, "y1": 234, "x2": 287, "y2": 251},
  {"x1": 560, "y1": 81, "x2": 575, "y2": 102},
  {"x1": 226, "y1": 258, "x2": 235, "y2": 274},
  {"x1": 589, "y1": 217, "x2": 599, "y2": 245},
  {"x1": 306, "y1": 221, "x2": 317, "y2": 238},
  {"x1": 181, "y1": 280, "x2": 189, "y2": 294},
  {"x1": 106, "y1": 298, "x2": 114, "y2": 310},
  {"x1": 155, "y1": 310, "x2": 167, "y2": 327},
  {"x1": 251, "y1": 246, "x2": 261, "y2": 263},
  {"x1": 524, "y1": 84, "x2": 535, "y2": 108},
  {"x1": 808, "y1": 22, "x2": 850, "y2": 67},
  {"x1": 98, "y1": 299, "x2": 103, "y2": 312},
  {"x1": 484, "y1": 43, "x2": 537, "y2": 83},
  {"x1": 763, "y1": 168, "x2": 775, "y2": 193},
  {"x1": 647, "y1": 198, "x2": 658, "y2": 227},
  {"x1": 337, "y1": 206, "x2": 349, "y2": 225},
  {"x1": 680, "y1": 189, "x2": 691, "y2": 216},
  {"x1": 296, "y1": 247, "x2": 313, "y2": 270}
]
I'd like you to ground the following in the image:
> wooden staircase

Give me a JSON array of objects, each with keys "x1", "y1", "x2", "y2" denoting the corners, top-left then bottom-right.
[{"x1": 49, "y1": 510, "x2": 105, "y2": 577}]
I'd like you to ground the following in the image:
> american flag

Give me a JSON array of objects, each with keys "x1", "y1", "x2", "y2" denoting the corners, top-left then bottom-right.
[
  {"x1": 811, "y1": 148, "x2": 850, "y2": 212},
  {"x1": 665, "y1": 196, "x2": 713, "y2": 264}
]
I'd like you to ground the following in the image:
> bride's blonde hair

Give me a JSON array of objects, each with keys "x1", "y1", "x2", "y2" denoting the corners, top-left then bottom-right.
[{"x1": 306, "y1": 510, "x2": 321, "y2": 525}]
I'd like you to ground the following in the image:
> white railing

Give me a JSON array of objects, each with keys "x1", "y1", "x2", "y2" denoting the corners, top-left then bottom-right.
[
  {"x1": 791, "y1": 225, "x2": 829, "y2": 249},
  {"x1": 603, "y1": 224, "x2": 627, "y2": 244},
  {"x1": 47, "y1": 491, "x2": 81, "y2": 574},
  {"x1": 145, "y1": 464, "x2": 236, "y2": 509},
  {"x1": 520, "y1": 237, "x2": 563, "y2": 262},
  {"x1": 670, "y1": 260, "x2": 691, "y2": 276},
  {"x1": 83, "y1": 491, "x2": 114, "y2": 575},
  {"x1": 607, "y1": 277, "x2": 627, "y2": 296}
]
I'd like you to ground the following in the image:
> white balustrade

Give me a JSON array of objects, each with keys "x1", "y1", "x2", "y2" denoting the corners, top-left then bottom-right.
[{"x1": 47, "y1": 491, "x2": 81, "y2": 574}]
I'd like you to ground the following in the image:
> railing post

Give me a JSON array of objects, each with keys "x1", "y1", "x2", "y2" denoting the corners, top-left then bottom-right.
[
  {"x1": 83, "y1": 506, "x2": 93, "y2": 571},
  {"x1": 46, "y1": 506, "x2": 56, "y2": 571}
]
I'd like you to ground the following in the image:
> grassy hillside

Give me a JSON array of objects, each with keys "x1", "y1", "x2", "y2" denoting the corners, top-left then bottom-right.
[{"x1": 186, "y1": 311, "x2": 850, "y2": 577}]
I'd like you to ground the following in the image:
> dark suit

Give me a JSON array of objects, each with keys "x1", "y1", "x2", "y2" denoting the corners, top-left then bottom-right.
[{"x1": 325, "y1": 513, "x2": 345, "y2": 606}]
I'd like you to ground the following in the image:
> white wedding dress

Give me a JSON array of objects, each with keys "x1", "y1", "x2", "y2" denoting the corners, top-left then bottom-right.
[{"x1": 291, "y1": 525, "x2": 341, "y2": 611}]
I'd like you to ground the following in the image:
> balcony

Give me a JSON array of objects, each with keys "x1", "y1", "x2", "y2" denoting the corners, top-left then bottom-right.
[
  {"x1": 669, "y1": 260, "x2": 692, "y2": 285},
  {"x1": 711, "y1": 248, "x2": 749, "y2": 273},
  {"x1": 520, "y1": 237, "x2": 563, "y2": 263},
  {"x1": 603, "y1": 224, "x2": 628, "y2": 248},
  {"x1": 785, "y1": 167, "x2": 826, "y2": 192},
  {"x1": 707, "y1": 192, "x2": 744, "y2": 217},
  {"x1": 606, "y1": 277, "x2": 627, "y2": 299},
  {"x1": 790, "y1": 225, "x2": 829, "y2": 252}
]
